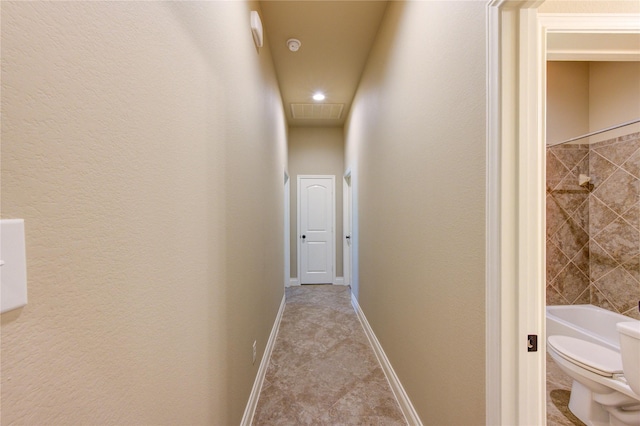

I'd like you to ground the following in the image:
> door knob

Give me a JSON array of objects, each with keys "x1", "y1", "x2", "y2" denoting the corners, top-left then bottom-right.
[
  {"x1": 345, "y1": 235, "x2": 351, "y2": 239},
  {"x1": 301, "y1": 235, "x2": 306, "y2": 239}
]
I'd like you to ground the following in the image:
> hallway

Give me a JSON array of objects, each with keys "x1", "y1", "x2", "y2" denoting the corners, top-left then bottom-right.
[
  {"x1": 5, "y1": 1, "x2": 639, "y2": 424},
  {"x1": 253, "y1": 285, "x2": 406, "y2": 425}
]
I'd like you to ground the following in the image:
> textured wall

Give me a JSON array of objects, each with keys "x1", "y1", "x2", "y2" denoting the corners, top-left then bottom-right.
[
  {"x1": 344, "y1": 2, "x2": 486, "y2": 423},
  {"x1": 589, "y1": 62, "x2": 640, "y2": 138},
  {"x1": 546, "y1": 62, "x2": 590, "y2": 146},
  {"x1": 1, "y1": 2, "x2": 286, "y2": 424},
  {"x1": 547, "y1": 62, "x2": 640, "y2": 146},
  {"x1": 288, "y1": 127, "x2": 344, "y2": 280}
]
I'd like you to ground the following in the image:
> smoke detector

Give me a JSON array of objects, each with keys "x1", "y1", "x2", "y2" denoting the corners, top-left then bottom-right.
[{"x1": 287, "y1": 38, "x2": 301, "y2": 52}]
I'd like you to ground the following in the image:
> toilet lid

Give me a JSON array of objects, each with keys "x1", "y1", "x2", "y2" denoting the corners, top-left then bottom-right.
[{"x1": 548, "y1": 335, "x2": 623, "y2": 377}]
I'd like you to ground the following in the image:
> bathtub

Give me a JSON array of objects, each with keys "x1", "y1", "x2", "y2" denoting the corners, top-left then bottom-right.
[{"x1": 546, "y1": 304, "x2": 637, "y2": 352}]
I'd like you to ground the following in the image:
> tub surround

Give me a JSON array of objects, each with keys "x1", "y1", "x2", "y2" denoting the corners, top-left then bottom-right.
[
  {"x1": 589, "y1": 134, "x2": 640, "y2": 316},
  {"x1": 547, "y1": 143, "x2": 591, "y2": 306},
  {"x1": 547, "y1": 132, "x2": 640, "y2": 319}
]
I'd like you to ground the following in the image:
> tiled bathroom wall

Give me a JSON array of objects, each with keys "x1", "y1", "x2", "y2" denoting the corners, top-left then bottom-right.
[
  {"x1": 547, "y1": 132, "x2": 640, "y2": 319},
  {"x1": 547, "y1": 144, "x2": 591, "y2": 306}
]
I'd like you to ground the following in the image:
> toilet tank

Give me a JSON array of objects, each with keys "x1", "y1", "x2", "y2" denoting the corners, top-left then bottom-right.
[{"x1": 617, "y1": 321, "x2": 640, "y2": 396}]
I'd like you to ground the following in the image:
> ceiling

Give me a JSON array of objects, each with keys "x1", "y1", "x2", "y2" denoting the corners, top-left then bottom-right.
[
  {"x1": 259, "y1": 3, "x2": 639, "y2": 127},
  {"x1": 259, "y1": 1, "x2": 389, "y2": 127}
]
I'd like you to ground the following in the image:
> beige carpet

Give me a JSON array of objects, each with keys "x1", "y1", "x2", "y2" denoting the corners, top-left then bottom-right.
[{"x1": 253, "y1": 285, "x2": 407, "y2": 425}]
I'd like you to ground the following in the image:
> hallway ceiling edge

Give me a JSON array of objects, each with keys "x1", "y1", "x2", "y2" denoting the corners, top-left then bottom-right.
[{"x1": 259, "y1": 1, "x2": 389, "y2": 128}]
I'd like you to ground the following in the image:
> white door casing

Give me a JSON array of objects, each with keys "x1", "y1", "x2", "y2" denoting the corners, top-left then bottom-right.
[
  {"x1": 343, "y1": 171, "x2": 352, "y2": 287},
  {"x1": 298, "y1": 175, "x2": 335, "y2": 284},
  {"x1": 284, "y1": 172, "x2": 291, "y2": 287},
  {"x1": 487, "y1": 2, "x2": 546, "y2": 424}
]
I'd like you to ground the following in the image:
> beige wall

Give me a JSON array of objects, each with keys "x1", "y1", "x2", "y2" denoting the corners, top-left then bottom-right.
[
  {"x1": 547, "y1": 61, "x2": 640, "y2": 144},
  {"x1": 547, "y1": 62, "x2": 590, "y2": 145},
  {"x1": 589, "y1": 61, "x2": 640, "y2": 138},
  {"x1": 1, "y1": 2, "x2": 286, "y2": 425},
  {"x1": 344, "y1": 2, "x2": 486, "y2": 424},
  {"x1": 288, "y1": 127, "x2": 344, "y2": 280}
]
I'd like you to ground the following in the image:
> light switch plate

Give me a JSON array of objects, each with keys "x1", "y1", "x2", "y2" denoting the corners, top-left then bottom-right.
[{"x1": 1, "y1": 219, "x2": 28, "y2": 314}]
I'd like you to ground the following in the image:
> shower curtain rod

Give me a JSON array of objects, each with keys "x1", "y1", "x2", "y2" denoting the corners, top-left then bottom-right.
[{"x1": 547, "y1": 118, "x2": 640, "y2": 148}]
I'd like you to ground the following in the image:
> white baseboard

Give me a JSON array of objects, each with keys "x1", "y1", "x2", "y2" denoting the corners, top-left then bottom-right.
[
  {"x1": 240, "y1": 293, "x2": 286, "y2": 426},
  {"x1": 288, "y1": 278, "x2": 300, "y2": 287},
  {"x1": 288, "y1": 278, "x2": 346, "y2": 286},
  {"x1": 350, "y1": 292, "x2": 423, "y2": 426}
]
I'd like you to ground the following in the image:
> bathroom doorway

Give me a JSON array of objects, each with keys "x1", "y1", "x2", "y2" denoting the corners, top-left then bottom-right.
[
  {"x1": 486, "y1": 6, "x2": 639, "y2": 424},
  {"x1": 544, "y1": 25, "x2": 640, "y2": 426}
]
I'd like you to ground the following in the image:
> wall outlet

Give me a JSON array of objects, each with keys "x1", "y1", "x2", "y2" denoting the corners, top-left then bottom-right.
[{"x1": 252, "y1": 340, "x2": 257, "y2": 365}]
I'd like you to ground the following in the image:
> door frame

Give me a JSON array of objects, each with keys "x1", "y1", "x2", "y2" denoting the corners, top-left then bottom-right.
[
  {"x1": 487, "y1": 4, "x2": 546, "y2": 423},
  {"x1": 487, "y1": 2, "x2": 640, "y2": 424},
  {"x1": 284, "y1": 171, "x2": 290, "y2": 288},
  {"x1": 297, "y1": 175, "x2": 336, "y2": 285},
  {"x1": 343, "y1": 170, "x2": 352, "y2": 287}
]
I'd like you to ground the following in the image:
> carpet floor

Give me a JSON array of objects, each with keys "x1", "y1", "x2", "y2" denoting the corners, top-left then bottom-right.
[{"x1": 253, "y1": 285, "x2": 407, "y2": 425}]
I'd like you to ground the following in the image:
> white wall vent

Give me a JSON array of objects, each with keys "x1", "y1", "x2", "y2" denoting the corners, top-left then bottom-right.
[{"x1": 291, "y1": 103, "x2": 344, "y2": 120}]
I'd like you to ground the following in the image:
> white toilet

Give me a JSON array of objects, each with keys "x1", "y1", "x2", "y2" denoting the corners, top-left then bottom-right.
[{"x1": 547, "y1": 321, "x2": 640, "y2": 426}]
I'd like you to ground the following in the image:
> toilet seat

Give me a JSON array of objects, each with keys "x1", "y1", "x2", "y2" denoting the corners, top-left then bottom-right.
[{"x1": 548, "y1": 335, "x2": 623, "y2": 377}]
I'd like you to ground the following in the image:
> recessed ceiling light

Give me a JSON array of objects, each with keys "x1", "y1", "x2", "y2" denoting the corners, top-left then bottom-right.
[{"x1": 313, "y1": 93, "x2": 326, "y2": 101}]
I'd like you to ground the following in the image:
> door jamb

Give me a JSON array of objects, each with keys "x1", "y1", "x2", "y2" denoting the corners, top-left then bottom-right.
[
  {"x1": 486, "y1": 2, "x2": 546, "y2": 424},
  {"x1": 284, "y1": 172, "x2": 290, "y2": 288},
  {"x1": 343, "y1": 170, "x2": 352, "y2": 287}
]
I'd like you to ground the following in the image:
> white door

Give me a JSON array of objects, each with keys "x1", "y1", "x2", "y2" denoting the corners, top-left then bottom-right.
[{"x1": 298, "y1": 176, "x2": 335, "y2": 284}]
